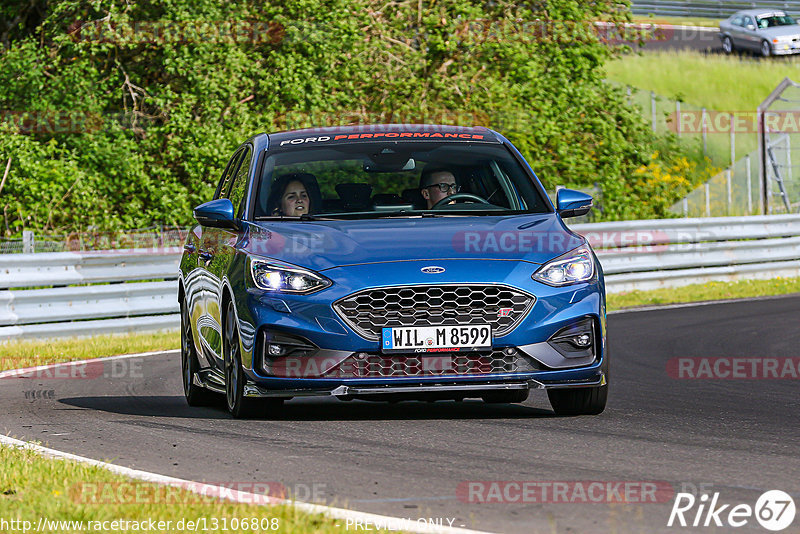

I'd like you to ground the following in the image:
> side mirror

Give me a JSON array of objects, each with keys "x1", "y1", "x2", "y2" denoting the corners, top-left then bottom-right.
[
  {"x1": 746, "y1": 24, "x2": 755, "y2": 30},
  {"x1": 194, "y1": 198, "x2": 238, "y2": 229},
  {"x1": 556, "y1": 189, "x2": 593, "y2": 219}
]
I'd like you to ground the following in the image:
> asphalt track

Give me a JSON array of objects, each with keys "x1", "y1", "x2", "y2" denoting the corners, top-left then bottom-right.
[
  {"x1": 637, "y1": 25, "x2": 722, "y2": 53},
  {"x1": 2, "y1": 296, "x2": 800, "y2": 533},
  {"x1": 631, "y1": 23, "x2": 799, "y2": 58}
]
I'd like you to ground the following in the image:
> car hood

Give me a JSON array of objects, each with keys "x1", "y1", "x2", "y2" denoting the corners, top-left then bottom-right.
[
  {"x1": 241, "y1": 214, "x2": 585, "y2": 271},
  {"x1": 759, "y1": 25, "x2": 800, "y2": 38}
]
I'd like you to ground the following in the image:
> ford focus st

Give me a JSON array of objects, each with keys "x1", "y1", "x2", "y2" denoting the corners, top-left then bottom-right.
[{"x1": 179, "y1": 124, "x2": 607, "y2": 418}]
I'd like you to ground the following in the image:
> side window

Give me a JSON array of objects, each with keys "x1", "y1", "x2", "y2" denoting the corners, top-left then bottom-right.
[
  {"x1": 228, "y1": 146, "x2": 252, "y2": 218},
  {"x1": 743, "y1": 16, "x2": 754, "y2": 28},
  {"x1": 215, "y1": 149, "x2": 243, "y2": 200},
  {"x1": 731, "y1": 16, "x2": 743, "y2": 27}
]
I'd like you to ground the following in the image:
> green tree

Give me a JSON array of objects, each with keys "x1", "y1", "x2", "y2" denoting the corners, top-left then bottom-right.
[{"x1": 0, "y1": 0, "x2": 678, "y2": 234}]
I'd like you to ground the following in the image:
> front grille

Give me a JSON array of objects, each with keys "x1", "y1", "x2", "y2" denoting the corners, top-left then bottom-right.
[
  {"x1": 328, "y1": 349, "x2": 539, "y2": 378},
  {"x1": 333, "y1": 284, "x2": 534, "y2": 340}
]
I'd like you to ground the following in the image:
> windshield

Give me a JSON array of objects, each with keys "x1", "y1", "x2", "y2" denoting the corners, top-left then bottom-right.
[
  {"x1": 756, "y1": 14, "x2": 797, "y2": 27},
  {"x1": 253, "y1": 141, "x2": 550, "y2": 219}
]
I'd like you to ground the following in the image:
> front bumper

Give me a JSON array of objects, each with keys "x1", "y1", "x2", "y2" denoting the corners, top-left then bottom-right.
[
  {"x1": 243, "y1": 371, "x2": 606, "y2": 398},
  {"x1": 230, "y1": 258, "x2": 607, "y2": 397},
  {"x1": 770, "y1": 42, "x2": 800, "y2": 55}
]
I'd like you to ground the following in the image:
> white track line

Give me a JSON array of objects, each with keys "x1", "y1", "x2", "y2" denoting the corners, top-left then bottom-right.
[
  {"x1": 0, "y1": 349, "x2": 179, "y2": 379},
  {"x1": 0, "y1": 354, "x2": 491, "y2": 534},
  {"x1": 608, "y1": 292, "x2": 800, "y2": 315}
]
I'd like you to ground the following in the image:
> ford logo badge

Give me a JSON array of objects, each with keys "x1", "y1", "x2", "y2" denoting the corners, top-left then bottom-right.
[{"x1": 421, "y1": 266, "x2": 445, "y2": 274}]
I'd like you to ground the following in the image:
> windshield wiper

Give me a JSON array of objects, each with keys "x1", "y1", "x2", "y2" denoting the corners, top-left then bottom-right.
[
  {"x1": 255, "y1": 209, "x2": 509, "y2": 221},
  {"x1": 311, "y1": 210, "x2": 427, "y2": 219},
  {"x1": 253, "y1": 214, "x2": 330, "y2": 221}
]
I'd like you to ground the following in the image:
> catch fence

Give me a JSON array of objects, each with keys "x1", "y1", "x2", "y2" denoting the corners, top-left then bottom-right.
[
  {"x1": 0, "y1": 226, "x2": 189, "y2": 254},
  {"x1": 631, "y1": 1, "x2": 800, "y2": 18},
  {"x1": 759, "y1": 77, "x2": 800, "y2": 214}
]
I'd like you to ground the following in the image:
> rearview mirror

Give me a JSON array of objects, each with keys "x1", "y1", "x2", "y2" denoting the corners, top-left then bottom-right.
[
  {"x1": 364, "y1": 158, "x2": 416, "y2": 172},
  {"x1": 556, "y1": 189, "x2": 593, "y2": 218},
  {"x1": 194, "y1": 198, "x2": 239, "y2": 229}
]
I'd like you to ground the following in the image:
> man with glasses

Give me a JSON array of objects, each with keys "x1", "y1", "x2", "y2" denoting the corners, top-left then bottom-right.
[{"x1": 419, "y1": 166, "x2": 461, "y2": 209}]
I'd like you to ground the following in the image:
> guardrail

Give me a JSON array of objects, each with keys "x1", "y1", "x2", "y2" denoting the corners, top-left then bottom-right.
[
  {"x1": 572, "y1": 214, "x2": 800, "y2": 292},
  {"x1": 2, "y1": 215, "x2": 799, "y2": 341},
  {"x1": 0, "y1": 248, "x2": 181, "y2": 341},
  {"x1": 631, "y1": 1, "x2": 800, "y2": 18}
]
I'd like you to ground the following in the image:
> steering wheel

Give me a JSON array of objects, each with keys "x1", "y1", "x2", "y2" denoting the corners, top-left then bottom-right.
[{"x1": 430, "y1": 193, "x2": 491, "y2": 209}]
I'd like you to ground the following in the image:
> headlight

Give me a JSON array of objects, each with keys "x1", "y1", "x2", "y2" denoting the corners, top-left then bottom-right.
[
  {"x1": 532, "y1": 245, "x2": 595, "y2": 286},
  {"x1": 250, "y1": 259, "x2": 331, "y2": 294}
]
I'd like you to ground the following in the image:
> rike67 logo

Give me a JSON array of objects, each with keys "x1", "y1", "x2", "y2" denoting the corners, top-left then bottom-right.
[{"x1": 668, "y1": 490, "x2": 796, "y2": 531}]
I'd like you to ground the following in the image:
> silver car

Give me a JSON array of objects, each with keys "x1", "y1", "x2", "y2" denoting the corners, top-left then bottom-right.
[{"x1": 719, "y1": 9, "x2": 800, "y2": 56}]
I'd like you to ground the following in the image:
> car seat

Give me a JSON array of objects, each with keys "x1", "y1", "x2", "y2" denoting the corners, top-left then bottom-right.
[{"x1": 335, "y1": 183, "x2": 373, "y2": 211}]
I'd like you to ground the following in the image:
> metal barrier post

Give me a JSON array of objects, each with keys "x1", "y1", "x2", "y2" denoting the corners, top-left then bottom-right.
[
  {"x1": 651, "y1": 92, "x2": 656, "y2": 133},
  {"x1": 730, "y1": 112, "x2": 736, "y2": 166},
  {"x1": 22, "y1": 231, "x2": 34, "y2": 254},
  {"x1": 702, "y1": 107, "x2": 707, "y2": 155},
  {"x1": 726, "y1": 169, "x2": 732, "y2": 215},
  {"x1": 746, "y1": 154, "x2": 752, "y2": 215}
]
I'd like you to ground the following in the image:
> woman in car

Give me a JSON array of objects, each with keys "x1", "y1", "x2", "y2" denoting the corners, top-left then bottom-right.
[{"x1": 267, "y1": 173, "x2": 319, "y2": 216}]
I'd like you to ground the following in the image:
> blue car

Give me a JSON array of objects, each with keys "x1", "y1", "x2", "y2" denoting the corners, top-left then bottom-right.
[{"x1": 179, "y1": 124, "x2": 607, "y2": 418}]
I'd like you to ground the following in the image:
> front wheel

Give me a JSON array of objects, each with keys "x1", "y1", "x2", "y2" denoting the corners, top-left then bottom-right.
[
  {"x1": 224, "y1": 300, "x2": 282, "y2": 418},
  {"x1": 760, "y1": 40, "x2": 772, "y2": 57},
  {"x1": 722, "y1": 36, "x2": 734, "y2": 54},
  {"x1": 547, "y1": 385, "x2": 607, "y2": 416},
  {"x1": 181, "y1": 299, "x2": 217, "y2": 406}
]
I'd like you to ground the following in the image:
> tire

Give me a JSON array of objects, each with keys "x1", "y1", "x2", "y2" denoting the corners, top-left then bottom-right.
[
  {"x1": 760, "y1": 40, "x2": 772, "y2": 58},
  {"x1": 223, "y1": 300, "x2": 282, "y2": 418},
  {"x1": 181, "y1": 299, "x2": 218, "y2": 406},
  {"x1": 722, "y1": 36, "x2": 733, "y2": 55},
  {"x1": 481, "y1": 389, "x2": 530, "y2": 404},
  {"x1": 547, "y1": 385, "x2": 608, "y2": 416}
]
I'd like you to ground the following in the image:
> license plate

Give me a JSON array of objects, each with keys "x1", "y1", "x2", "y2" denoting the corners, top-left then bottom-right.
[{"x1": 381, "y1": 325, "x2": 492, "y2": 353}]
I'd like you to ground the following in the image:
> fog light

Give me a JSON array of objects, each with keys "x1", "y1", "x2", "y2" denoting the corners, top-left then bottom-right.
[
  {"x1": 547, "y1": 318, "x2": 596, "y2": 359},
  {"x1": 259, "y1": 330, "x2": 319, "y2": 376}
]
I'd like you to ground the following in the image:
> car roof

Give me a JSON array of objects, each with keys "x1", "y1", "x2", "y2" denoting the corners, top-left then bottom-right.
[
  {"x1": 733, "y1": 9, "x2": 790, "y2": 17},
  {"x1": 267, "y1": 124, "x2": 501, "y2": 148}
]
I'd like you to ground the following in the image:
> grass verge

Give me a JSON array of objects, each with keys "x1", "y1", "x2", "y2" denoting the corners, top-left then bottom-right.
[
  {"x1": 606, "y1": 50, "x2": 800, "y2": 111},
  {"x1": 607, "y1": 277, "x2": 800, "y2": 311},
  {"x1": 0, "y1": 330, "x2": 179, "y2": 371},
  {"x1": 0, "y1": 445, "x2": 355, "y2": 534},
  {"x1": 606, "y1": 49, "x2": 800, "y2": 170},
  {"x1": 628, "y1": 15, "x2": 721, "y2": 28}
]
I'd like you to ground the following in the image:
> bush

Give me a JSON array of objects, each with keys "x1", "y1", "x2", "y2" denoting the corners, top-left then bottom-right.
[{"x1": 0, "y1": 0, "x2": 688, "y2": 233}]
